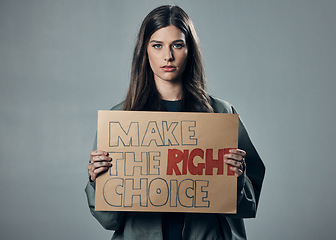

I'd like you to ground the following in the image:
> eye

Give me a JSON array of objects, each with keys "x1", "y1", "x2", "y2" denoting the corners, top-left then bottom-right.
[
  {"x1": 173, "y1": 43, "x2": 184, "y2": 49},
  {"x1": 152, "y1": 44, "x2": 162, "y2": 49}
]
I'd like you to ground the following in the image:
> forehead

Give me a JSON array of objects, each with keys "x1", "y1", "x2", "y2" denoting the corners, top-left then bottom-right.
[{"x1": 149, "y1": 25, "x2": 186, "y2": 41}]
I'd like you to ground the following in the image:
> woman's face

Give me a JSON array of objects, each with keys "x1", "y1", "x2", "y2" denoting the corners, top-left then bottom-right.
[{"x1": 147, "y1": 25, "x2": 188, "y2": 84}]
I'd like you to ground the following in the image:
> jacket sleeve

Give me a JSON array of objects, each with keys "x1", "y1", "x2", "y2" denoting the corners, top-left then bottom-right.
[
  {"x1": 85, "y1": 134, "x2": 126, "y2": 230},
  {"x1": 226, "y1": 107, "x2": 266, "y2": 218},
  {"x1": 210, "y1": 96, "x2": 265, "y2": 219},
  {"x1": 85, "y1": 181, "x2": 126, "y2": 230}
]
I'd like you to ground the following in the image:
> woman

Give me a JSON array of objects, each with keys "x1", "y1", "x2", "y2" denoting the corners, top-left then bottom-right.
[{"x1": 85, "y1": 5, "x2": 265, "y2": 240}]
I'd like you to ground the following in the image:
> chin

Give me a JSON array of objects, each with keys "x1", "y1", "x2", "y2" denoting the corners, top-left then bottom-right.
[{"x1": 162, "y1": 74, "x2": 183, "y2": 82}]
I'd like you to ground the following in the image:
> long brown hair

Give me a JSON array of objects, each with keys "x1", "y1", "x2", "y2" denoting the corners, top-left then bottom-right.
[{"x1": 123, "y1": 5, "x2": 213, "y2": 112}]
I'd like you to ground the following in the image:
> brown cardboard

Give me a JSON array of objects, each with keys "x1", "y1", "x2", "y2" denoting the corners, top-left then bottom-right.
[{"x1": 95, "y1": 110, "x2": 238, "y2": 213}]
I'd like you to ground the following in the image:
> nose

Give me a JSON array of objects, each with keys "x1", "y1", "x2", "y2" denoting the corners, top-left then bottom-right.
[{"x1": 164, "y1": 47, "x2": 174, "y2": 62}]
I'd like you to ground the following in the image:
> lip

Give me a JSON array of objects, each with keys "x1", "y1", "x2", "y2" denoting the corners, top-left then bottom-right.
[{"x1": 161, "y1": 65, "x2": 176, "y2": 72}]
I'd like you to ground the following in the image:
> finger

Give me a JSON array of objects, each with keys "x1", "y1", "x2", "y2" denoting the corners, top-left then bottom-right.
[
  {"x1": 224, "y1": 159, "x2": 243, "y2": 168},
  {"x1": 90, "y1": 150, "x2": 108, "y2": 157},
  {"x1": 224, "y1": 153, "x2": 244, "y2": 162},
  {"x1": 93, "y1": 166, "x2": 109, "y2": 175},
  {"x1": 230, "y1": 166, "x2": 243, "y2": 176},
  {"x1": 93, "y1": 161, "x2": 112, "y2": 168},
  {"x1": 89, "y1": 171, "x2": 97, "y2": 181},
  {"x1": 90, "y1": 150, "x2": 109, "y2": 162},
  {"x1": 229, "y1": 149, "x2": 246, "y2": 157},
  {"x1": 90, "y1": 175, "x2": 96, "y2": 181},
  {"x1": 89, "y1": 164, "x2": 111, "y2": 181},
  {"x1": 88, "y1": 167, "x2": 96, "y2": 181},
  {"x1": 88, "y1": 163, "x2": 94, "y2": 171},
  {"x1": 91, "y1": 155, "x2": 112, "y2": 163},
  {"x1": 88, "y1": 161, "x2": 112, "y2": 173}
]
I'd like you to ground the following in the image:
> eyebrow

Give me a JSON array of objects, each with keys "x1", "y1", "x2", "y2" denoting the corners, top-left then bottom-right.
[{"x1": 149, "y1": 39, "x2": 185, "y2": 44}]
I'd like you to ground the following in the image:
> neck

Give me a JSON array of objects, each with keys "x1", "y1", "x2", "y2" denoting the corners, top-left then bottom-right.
[{"x1": 155, "y1": 79, "x2": 183, "y2": 101}]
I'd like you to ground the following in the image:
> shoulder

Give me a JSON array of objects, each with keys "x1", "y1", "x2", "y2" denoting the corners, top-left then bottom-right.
[
  {"x1": 209, "y1": 95, "x2": 235, "y2": 114},
  {"x1": 110, "y1": 102, "x2": 124, "y2": 111}
]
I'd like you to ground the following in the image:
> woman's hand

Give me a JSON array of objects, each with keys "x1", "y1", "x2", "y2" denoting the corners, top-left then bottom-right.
[
  {"x1": 224, "y1": 149, "x2": 246, "y2": 177},
  {"x1": 88, "y1": 150, "x2": 112, "y2": 182}
]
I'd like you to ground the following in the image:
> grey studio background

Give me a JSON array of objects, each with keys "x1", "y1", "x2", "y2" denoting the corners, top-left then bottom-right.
[{"x1": 0, "y1": 0, "x2": 335, "y2": 239}]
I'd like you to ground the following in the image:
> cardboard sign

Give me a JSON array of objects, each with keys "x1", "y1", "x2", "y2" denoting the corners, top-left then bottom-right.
[{"x1": 95, "y1": 110, "x2": 238, "y2": 213}]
